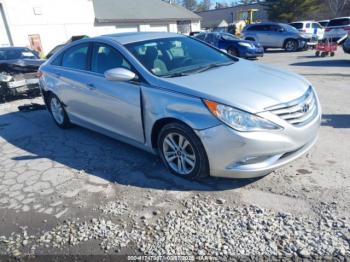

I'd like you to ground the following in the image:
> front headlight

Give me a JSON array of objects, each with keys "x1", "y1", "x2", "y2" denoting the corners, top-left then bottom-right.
[
  {"x1": 0, "y1": 73, "x2": 13, "y2": 82},
  {"x1": 238, "y1": 42, "x2": 253, "y2": 48},
  {"x1": 204, "y1": 100, "x2": 282, "y2": 132}
]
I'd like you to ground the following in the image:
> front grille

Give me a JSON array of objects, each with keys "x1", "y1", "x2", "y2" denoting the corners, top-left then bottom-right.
[{"x1": 267, "y1": 87, "x2": 318, "y2": 127}]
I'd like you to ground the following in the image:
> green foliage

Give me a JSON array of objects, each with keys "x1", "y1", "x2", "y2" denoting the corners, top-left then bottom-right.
[
  {"x1": 183, "y1": 0, "x2": 198, "y2": 10},
  {"x1": 263, "y1": 0, "x2": 322, "y2": 22},
  {"x1": 197, "y1": 0, "x2": 212, "y2": 11}
]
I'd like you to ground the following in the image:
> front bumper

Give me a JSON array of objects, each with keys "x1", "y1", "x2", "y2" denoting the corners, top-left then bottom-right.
[
  {"x1": 241, "y1": 47, "x2": 264, "y2": 58},
  {"x1": 196, "y1": 102, "x2": 321, "y2": 179}
]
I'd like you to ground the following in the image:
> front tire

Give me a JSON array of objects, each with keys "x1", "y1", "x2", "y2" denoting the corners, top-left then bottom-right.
[
  {"x1": 227, "y1": 46, "x2": 239, "y2": 57},
  {"x1": 48, "y1": 94, "x2": 71, "y2": 129},
  {"x1": 157, "y1": 122, "x2": 209, "y2": 179},
  {"x1": 285, "y1": 39, "x2": 298, "y2": 52}
]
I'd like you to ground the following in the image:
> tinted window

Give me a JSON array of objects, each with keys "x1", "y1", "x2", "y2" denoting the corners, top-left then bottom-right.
[
  {"x1": 195, "y1": 33, "x2": 206, "y2": 41},
  {"x1": 91, "y1": 43, "x2": 131, "y2": 74},
  {"x1": 247, "y1": 24, "x2": 267, "y2": 31},
  {"x1": 312, "y1": 23, "x2": 321, "y2": 29},
  {"x1": 269, "y1": 25, "x2": 282, "y2": 32},
  {"x1": 51, "y1": 53, "x2": 63, "y2": 66},
  {"x1": 221, "y1": 33, "x2": 239, "y2": 41},
  {"x1": 62, "y1": 44, "x2": 89, "y2": 70},
  {"x1": 328, "y1": 18, "x2": 350, "y2": 27},
  {"x1": 205, "y1": 33, "x2": 215, "y2": 43},
  {"x1": 319, "y1": 21, "x2": 328, "y2": 27},
  {"x1": 306, "y1": 23, "x2": 311, "y2": 28},
  {"x1": 126, "y1": 37, "x2": 233, "y2": 77},
  {"x1": 290, "y1": 23, "x2": 303, "y2": 29}
]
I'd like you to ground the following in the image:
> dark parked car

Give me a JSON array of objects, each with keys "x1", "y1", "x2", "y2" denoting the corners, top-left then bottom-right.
[
  {"x1": 195, "y1": 32, "x2": 264, "y2": 59},
  {"x1": 0, "y1": 47, "x2": 44, "y2": 101}
]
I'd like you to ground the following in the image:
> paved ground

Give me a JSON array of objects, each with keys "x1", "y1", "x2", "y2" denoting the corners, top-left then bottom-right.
[{"x1": 0, "y1": 49, "x2": 349, "y2": 260}]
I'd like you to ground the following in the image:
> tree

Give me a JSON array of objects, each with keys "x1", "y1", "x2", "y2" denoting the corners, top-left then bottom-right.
[
  {"x1": 263, "y1": 0, "x2": 321, "y2": 23},
  {"x1": 326, "y1": 0, "x2": 350, "y2": 16},
  {"x1": 215, "y1": 2, "x2": 228, "y2": 9},
  {"x1": 196, "y1": 0, "x2": 212, "y2": 11},
  {"x1": 183, "y1": 0, "x2": 198, "y2": 11}
]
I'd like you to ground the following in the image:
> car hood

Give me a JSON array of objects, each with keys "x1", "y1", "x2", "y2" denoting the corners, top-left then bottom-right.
[
  {"x1": 0, "y1": 59, "x2": 45, "y2": 74},
  {"x1": 156, "y1": 59, "x2": 310, "y2": 113}
]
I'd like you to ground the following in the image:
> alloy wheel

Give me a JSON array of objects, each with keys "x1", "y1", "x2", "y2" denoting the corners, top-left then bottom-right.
[
  {"x1": 50, "y1": 97, "x2": 64, "y2": 125},
  {"x1": 162, "y1": 132, "x2": 196, "y2": 175}
]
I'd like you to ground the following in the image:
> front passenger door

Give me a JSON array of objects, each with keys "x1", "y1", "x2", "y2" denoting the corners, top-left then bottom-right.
[{"x1": 81, "y1": 43, "x2": 144, "y2": 143}]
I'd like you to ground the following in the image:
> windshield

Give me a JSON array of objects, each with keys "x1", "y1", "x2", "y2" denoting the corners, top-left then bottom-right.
[
  {"x1": 125, "y1": 37, "x2": 235, "y2": 77},
  {"x1": 328, "y1": 18, "x2": 350, "y2": 27},
  {"x1": 221, "y1": 33, "x2": 239, "y2": 41},
  {"x1": 0, "y1": 48, "x2": 38, "y2": 60}
]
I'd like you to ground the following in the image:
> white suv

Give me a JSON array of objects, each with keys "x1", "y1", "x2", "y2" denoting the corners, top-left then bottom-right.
[
  {"x1": 324, "y1": 17, "x2": 350, "y2": 41},
  {"x1": 289, "y1": 21, "x2": 324, "y2": 40}
]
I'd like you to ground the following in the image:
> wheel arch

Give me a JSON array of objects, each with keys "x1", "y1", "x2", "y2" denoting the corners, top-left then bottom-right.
[
  {"x1": 283, "y1": 38, "x2": 298, "y2": 48},
  {"x1": 151, "y1": 117, "x2": 193, "y2": 149}
]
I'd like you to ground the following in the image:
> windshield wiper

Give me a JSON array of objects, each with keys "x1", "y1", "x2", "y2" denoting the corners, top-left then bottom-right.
[
  {"x1": 162, "y1": 61, "x2": 235, "y2": 78},
  {"x1": 194, "y1": 61, "x2": 235, "y2": 74},
  {"x1": 162, "y1": 72, "x2": 191, "y2": 78}
]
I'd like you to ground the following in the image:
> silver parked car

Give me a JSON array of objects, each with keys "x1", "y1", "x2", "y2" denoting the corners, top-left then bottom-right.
[
  {"x1": 39, "y1": 32, "x2": 321, "y2": 179},
  {"x1": 242, "y1": 22, "x2": 308, "y2": 52}
]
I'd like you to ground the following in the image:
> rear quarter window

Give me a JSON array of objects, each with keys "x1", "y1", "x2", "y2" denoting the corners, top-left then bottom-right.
[{"x1": 328, "y1": 18, "x2": 350, "y2": 27}]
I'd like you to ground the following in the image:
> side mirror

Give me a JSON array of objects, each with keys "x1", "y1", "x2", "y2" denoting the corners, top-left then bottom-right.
[{"x1": 104, "y1": 68, "x2": 136, "y2": 82}]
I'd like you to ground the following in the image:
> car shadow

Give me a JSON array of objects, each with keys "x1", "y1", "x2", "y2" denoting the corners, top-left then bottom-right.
[
  {"x1": 322, "y1": 114, "x2": 350, "y2": 128},
  {"x1": 290, "y1": 59, "x2": 350, "y2": 67},
  {"x1": 0, "y1": 109, "x2": 260, "y2": 192}
]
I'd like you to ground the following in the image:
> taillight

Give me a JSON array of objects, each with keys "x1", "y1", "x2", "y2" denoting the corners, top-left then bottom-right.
[{"x1": 36, "y1": 70, "x2": 43, "y2": 78}]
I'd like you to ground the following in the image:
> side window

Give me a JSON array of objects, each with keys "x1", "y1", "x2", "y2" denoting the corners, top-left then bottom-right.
[
  {"x1": 51, "y1": 53, "x2": 63, "y2": 66},
  {"x1": 306, "y1": 23, "x2": 311, "y2": 28},
  {"x1": 62, "y1": 44, "x2": 89, "y2": 70},
  {"x1": 205, "y1": 33, "x2": 215, "y2": 43},
  {"x1": 313, "y1": 23, "x2": 321, "y2": 29},
  {"x1": 269, "y1": 25, "x2": 282, "y2": 32},
  {"x1": 196, "y1": 33, "x2": 206, "y2": 41},
  {"x1": 91, "y1": 43, "x2": 131, "y2": 74}
]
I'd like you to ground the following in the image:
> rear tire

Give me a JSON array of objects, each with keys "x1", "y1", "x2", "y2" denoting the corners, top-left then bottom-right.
[
  {"x1": 284, "y1": 39, "x2": 298, "y2": 52},
  {"x1": 157, "y1": 122, "x2": 209, "y2": 180},
  {"x1": 315, "y1": 51, "x2": 320, "y2": 56},
  {"x1": 48, "y1": 94, "x2": 71, "y2": 129}
]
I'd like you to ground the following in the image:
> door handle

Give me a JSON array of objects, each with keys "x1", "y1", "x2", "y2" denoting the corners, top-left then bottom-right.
[{"x1": 86, "y1": 83, "x2": 96, "y2": 90}]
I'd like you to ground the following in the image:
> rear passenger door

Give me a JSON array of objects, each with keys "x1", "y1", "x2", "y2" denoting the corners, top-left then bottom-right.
[{"x1": 48, "y1": 43, "x2": 92, "y2": 120}]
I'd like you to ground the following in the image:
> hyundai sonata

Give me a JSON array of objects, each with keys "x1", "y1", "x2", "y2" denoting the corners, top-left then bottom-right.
[{"x1": 39, "y1": 32, "x2": 321, "y2": 179}]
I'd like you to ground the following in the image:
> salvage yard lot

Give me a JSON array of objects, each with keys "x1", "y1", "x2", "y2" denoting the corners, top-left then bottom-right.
[{"x1": 0, "y1": 50, "x2": 349, "y2": 259}]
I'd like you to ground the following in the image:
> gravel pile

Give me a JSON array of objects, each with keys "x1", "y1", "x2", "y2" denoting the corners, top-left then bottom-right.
[
  {"x1": 38, "y1": 218, "x2": 130, "y2": 252},
  {"x1": 135, "y1": 198, "x2": 350, "y2": 259},
  {"x1": 99, "y1": 200, "x2": 129, "y2": 216},
  {"x1": 1, "y1": 197, "x2": 349, "y2": 259}
]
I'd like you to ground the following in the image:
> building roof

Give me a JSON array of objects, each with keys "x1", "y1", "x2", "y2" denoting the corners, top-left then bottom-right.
[
  {"x1": 93, "y1": 0, "x2": 201, "y2": 24},
  {"x1": 196, "y1": 3, "x2": 267, "y2": 28}
]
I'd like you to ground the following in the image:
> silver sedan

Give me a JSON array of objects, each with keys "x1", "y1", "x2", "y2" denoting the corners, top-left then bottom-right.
[{"x1": 39, "y1": 32, "x2": 321, "y2": 179}]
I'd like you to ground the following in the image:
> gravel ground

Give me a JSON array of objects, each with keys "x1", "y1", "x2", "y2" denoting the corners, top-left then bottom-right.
[{"x1": 0, "y1": 49, "x2": 349, "y2": 260}]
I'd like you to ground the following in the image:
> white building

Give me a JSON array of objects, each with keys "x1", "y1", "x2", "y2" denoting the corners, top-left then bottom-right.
[{"x1": 0, "y1": 0, "x2": 201, "y2": 54}]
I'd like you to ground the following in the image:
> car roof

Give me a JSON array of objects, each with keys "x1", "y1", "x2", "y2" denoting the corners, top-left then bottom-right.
[
  {"x1": 98, "y1": 32, "x2": 184, "y2": 45},
  {"x1": 329, "y1": 17, "x2": 350, "y2": 20},
  {"x1": 290, "y1": 21, "x2": 318, "y2": 23}
]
